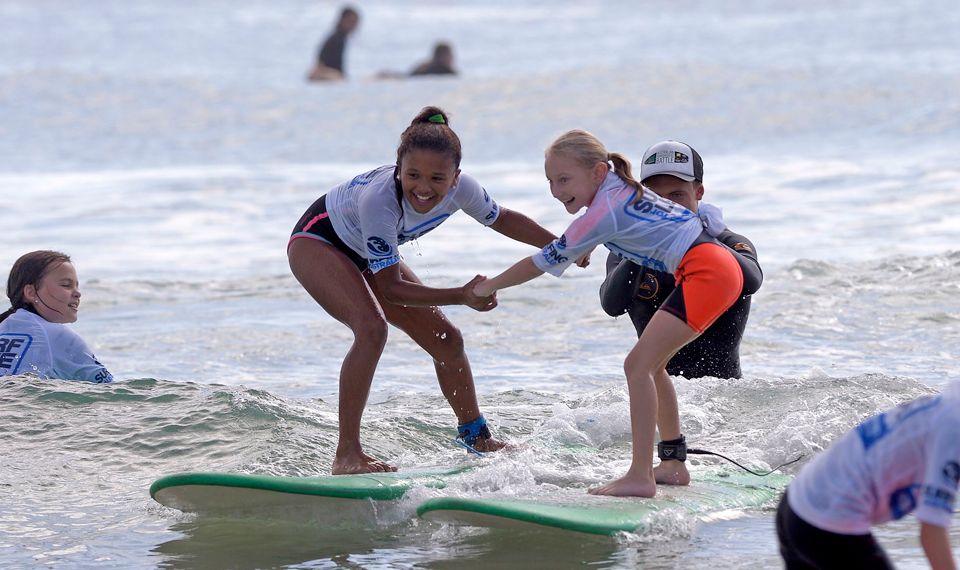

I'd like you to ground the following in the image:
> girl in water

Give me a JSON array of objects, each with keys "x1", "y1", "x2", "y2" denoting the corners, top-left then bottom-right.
[
  {"x1": 0, "y1": 250, "x2": 113, "y2": 383},
  {"x1": 473, "y1": 130, "x2": 742, "y2": 496},
  {"x1": 288, "y1": 106, "x2": 576, "y2": 475}
]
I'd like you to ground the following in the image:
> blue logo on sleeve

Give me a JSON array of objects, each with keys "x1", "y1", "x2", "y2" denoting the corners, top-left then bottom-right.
[
  {"x1": 366, "y1": 236, "x2": 393, "y2": 258},
  {"x1": 541, "y1": 241, "x2": 569, "y2": 265},
  {"x1": 923, "y1": 485, "x2": 955, "y2": 514}
]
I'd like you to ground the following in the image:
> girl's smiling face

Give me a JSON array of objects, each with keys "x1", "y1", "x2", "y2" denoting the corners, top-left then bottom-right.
[
  {"x1": 398, "y1": 149, "x2": 460, "y2": 214},
  {"x1": 26, "y1": 261, "x2": 81, "y2": 324},
  {"x1": 544, "y1": 151, "x2": 608, "y2": 214}
]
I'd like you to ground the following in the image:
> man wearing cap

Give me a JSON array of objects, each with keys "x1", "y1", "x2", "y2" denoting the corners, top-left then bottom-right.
[{"x1": 599, "y1": 140, "x2": 762, "y2": 379}]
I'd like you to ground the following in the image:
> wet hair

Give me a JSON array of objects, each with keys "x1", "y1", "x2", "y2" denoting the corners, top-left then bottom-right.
[
  {"x1": 0, "y1": 250, "x2": 71, "y2": 323},
  {"x1": 396, "y1": 106, "x2": 462, "y2": 169},
  {"x1": 336, "y1": 6, "x2": 359, "y2": 31},
  {"x1": 433, "y1": 42, "x2": 453, "y2": 59},
  {"x1": 546, "y1": 129, "x2": 641, "y2": 193}
]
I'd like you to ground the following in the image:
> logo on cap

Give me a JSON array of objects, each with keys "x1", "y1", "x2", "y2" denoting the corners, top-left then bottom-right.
[
  {"x1": 645, "y1": 150, "x2": 689, "y2": 165},
  {"x1": 641, "y1": 141, "x2": 703, "y2": 183}
]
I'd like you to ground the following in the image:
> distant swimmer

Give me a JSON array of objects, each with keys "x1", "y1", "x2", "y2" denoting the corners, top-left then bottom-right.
[
  {"x1": 472, "y1": 130, "x2": 744, "y2": 497},
  {"x1": 0, "y1": 251, "x2": 113, "y2": 383},
  {"x1": 599, "y1": 140, "x2": 762, "y2": 379},
  {"x1": 307, "y1": 6, "x2": 360, "y2": 82},
  {"x1": 411, "y1": 42, "x2": 457, "y2": 76},
  {"x1": 287, "y1": 106, "x2": 578, "y2": 475},
  {"x1": 376, "y1": 42, "x2": 457, "y2": 80},
  {"x1": 777, "y1": 385, "x2": 960, "y2": 569}
]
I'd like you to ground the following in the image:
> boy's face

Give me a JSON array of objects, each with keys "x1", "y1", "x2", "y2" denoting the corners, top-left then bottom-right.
[{"x1": 642, "y1": 174, "x2": 703, "y2": 213}]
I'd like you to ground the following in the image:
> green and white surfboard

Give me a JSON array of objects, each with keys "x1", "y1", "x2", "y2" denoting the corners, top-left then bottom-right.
[
  {"x1": 150, "y1": 466, "x2": 470, "y2": 514},
  {"x1": 417, "y1": 472, "x2": 788, "y2": 536}
]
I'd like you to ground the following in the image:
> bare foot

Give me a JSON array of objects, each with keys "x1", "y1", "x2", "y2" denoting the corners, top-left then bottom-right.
[
  {"x1": 653, "y1": 459, "x2": 690, "y2": 486},
  {"x1": 332, "y1": 450, "x2": 397, "y2": 475},
  {"x1": 470, "y1": 436, "x2": 507, "y2": 453},
  {"x1": 588, "y1": 473, "x2": 656, "y2": 498}
]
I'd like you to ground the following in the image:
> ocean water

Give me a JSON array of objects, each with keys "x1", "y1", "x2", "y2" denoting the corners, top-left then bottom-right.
[{"x1": 2, "y1": 0, "x2": 960, "y2": 568}]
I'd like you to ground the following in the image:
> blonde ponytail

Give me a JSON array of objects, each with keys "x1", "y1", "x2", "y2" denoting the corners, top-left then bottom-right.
[
  {"x1": 546, "y1": 130, "x2": 640, "y2": 192},
  {"x1": 608, "y1": 152, "x2": 641, "y2": 192}
]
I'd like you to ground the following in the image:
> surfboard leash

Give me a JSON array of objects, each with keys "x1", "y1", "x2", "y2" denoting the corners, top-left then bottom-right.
[
  {"x1": 453, "y1": 438, "x2": 484, "y2": 456},
  {"x1": 687, "y1": 447, "x2": 804, "y2": 477}
]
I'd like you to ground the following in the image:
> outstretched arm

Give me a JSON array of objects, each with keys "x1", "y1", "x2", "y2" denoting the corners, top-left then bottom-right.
[
  {"x1": 920, "y1": 522, "x2": 956, "y2": 570},
  {"x1": 490, "y1": 208, "x2": 591, "y2": 267},
  {"x1": 372, "y1": 264, "x2": 497, "y2": 312},
  {"x1": 473, "y1": 257, "x2": 544, "y2": 297},
  {"x1": 489, "y1": 207, "x2": 556, "y2": 248}
]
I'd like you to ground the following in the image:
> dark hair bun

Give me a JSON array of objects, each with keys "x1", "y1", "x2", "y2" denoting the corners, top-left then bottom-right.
[
  {"x1": 396, "y1": 106, "x2": 462, "y2": 167},
  {"x1": 411, "y1": 106, "x2": 450, "y2": 127}
]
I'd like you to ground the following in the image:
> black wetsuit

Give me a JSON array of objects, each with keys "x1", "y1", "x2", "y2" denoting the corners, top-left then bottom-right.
[
  {"x1": 410, "y1": 61, "x2": 456, "y2": 76},
  {"x1": 317, "y1": 29, "x2": 349, "y2": 73},
  {"x1": 599, "y1": 228, "x2": 761, "y2": 379}
]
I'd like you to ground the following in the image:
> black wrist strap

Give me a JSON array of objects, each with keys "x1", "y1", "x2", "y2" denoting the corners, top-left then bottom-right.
[{"x1": 657, "y1": 435, "x2": 687, "y2": 462}]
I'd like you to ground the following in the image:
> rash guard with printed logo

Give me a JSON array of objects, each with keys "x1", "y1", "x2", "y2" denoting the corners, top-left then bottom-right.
[
  {"x1": 788, "y1": 394, "x2": 960, "y2": 534},
  {"x1": 533, "y1": 172, "x2": 705, "y2": 277},
  {"x1": 321, "y1": 166, "x2": 501, "y2": 273},
  {"x1": 0, "y1": 309, "x2": 113, "y2": 383}
]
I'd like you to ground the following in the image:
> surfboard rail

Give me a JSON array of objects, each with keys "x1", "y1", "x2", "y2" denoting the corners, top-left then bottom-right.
[
  {"x1": 150, "y1": 466, "x2": 471, "y2": 512},
  {"x1": 417, "y1": 472, "x2": 788, "y2": 535}
]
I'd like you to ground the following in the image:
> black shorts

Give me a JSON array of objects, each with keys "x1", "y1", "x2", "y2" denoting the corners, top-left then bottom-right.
[
  {"x1": 775, "y1": 491, "x2": 893, "y2": 570},
  {"x1": 288, "y1": 194, "x2": 368, "y2": 271}
]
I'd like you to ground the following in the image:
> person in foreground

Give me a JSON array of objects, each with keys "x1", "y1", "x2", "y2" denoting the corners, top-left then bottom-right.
[
  {"x1": 777, "y1": 384, "x2": 960, "y2": 570},
  {"x1": 599, "y1": 140, "x2": 762, "y2": 379},
  {"x1": 472, "y1": 130, "x2": 743, "y2": 497},
  {"x1": 288, "y1": 106, "x2": 572, "y2": 475},
  {"x1": 0, "y1": 250, "x2": 113, "y2": 383}
]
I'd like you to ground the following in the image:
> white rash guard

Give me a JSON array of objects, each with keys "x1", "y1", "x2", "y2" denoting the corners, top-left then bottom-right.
[
  {"x1": 324, "y1": 165, "x2": 501, "y2": 273},
  {"x1": 532, "y1": 171, "x2": 708, "y2": 277},
  {"x1": 0, "y1": 308, "x2": 113, "y2": 383},
  {"x1": 788, "y1": 392, "x2": 960, "y2": 534}
]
